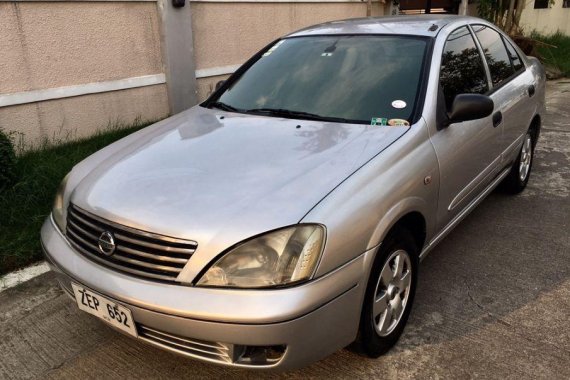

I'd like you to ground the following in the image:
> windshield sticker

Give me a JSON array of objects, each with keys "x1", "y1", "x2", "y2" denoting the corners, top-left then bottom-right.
[
  {"x1": 388, "y1": 118, "x2": 410, "y2": 127},
  {"x1": 391, "y1": 100, "x2": 407, "y2": 109},
  {"x1": 371, "y1": 117, "x2": 388, "y2": 126},
  {"x1": 262, "y1": 40, "x2": 286, "y2": 57}
]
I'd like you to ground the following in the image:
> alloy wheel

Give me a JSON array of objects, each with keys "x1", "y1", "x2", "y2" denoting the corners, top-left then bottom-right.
[
  {"x1": 372, "y1": 249, "x2": 412, "y2": 337},
  {"x1": 519, "y1": 133, "x2": 533, "y2": 182}
]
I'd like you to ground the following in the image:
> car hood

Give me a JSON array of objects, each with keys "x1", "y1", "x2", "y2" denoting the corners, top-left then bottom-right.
[{"x1": 71, "y1": 106, "x2": 407, "y2": 265}]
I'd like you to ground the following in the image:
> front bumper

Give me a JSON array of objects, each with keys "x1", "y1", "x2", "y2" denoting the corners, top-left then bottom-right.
[{"x1": 41, "y1": 216, "x2": 374, "y2": 370}]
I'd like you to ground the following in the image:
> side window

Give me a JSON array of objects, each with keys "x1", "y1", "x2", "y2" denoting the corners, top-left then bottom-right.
[
  {"x1": 504, "y1": 38, "x2": 524, "y2": 71},
  {"x1": 472, "y1": 25, "x2": 515, "y2": 87},
  {"x1": 439, "y1": 26, "x2": 489, "y2": 111}
]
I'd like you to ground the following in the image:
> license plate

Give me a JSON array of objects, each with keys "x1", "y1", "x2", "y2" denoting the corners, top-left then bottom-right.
[{"x1": 72, "y1": 283, "x2": 137, "y2": 337}]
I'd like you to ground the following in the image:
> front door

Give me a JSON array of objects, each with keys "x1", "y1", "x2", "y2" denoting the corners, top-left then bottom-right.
[{"x1": 430, "y1": 26, "x2": 503, "y2": 230}]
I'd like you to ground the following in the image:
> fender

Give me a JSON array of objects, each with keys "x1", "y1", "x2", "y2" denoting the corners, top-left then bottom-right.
[{"x1": 367, "y1": 196, "x2": 431, "y2": 252}]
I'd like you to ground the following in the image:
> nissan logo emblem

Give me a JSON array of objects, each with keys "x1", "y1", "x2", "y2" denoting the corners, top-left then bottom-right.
[{"x1": 98, "y1": 231, "x2": 116, "y2": 256}]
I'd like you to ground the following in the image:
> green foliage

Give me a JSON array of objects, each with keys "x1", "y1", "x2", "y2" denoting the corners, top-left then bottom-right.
[
  {"x1": 531, "y1": 31, "x2": 570, "y2": 77},
  {"x1": 477, "y1": 0, "x2": 498, "y2": 24},
  {"x1": 477, "y1": 0, "x2": 531, "y2": 34},
  {"x1": 0, "y1": 129, "x2": 17, "y2": 193},
  {"x1": 0, "y1": 120, "x2": 157, "y2": 276}
]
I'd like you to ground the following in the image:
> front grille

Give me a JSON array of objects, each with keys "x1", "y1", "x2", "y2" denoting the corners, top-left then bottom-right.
[
  {"x1": 138, "y1": 325, "x2": 233, "y2": 363},
  {"x1": 66, "y1": 204, "x2": 197, "y2": 283}
]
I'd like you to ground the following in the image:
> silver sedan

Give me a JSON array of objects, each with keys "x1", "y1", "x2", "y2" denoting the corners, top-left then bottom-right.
[{"x1": 42, "y1": 15, "x2": 545, "y2": 370}]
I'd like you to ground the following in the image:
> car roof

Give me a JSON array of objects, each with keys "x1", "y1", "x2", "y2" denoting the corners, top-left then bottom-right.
[{"x1": 287, "y1": 15, "x2": 481, "y2": 38}]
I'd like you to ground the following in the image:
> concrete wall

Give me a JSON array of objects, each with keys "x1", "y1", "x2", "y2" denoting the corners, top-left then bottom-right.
[
  {"x1": 191, "y1": 1, "x2": 385, "y2": 101},
  {"x1": 2, "y1": 86, "x2": 168, "y2": 146},
  {"x1": 519, "y1": 1, "x2": 570, "y2": 35},
  {"x1": 1, "y1": 0, "x2": 387, "y2": 148},
  {"x1": 0, "y1": 1, "x2": 169, "y2": 148}
]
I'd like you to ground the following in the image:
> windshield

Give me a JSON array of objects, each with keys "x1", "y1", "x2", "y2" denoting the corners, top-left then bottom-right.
[{"x1": 208, "y1": 35, "x2": 429, "y2": 124}]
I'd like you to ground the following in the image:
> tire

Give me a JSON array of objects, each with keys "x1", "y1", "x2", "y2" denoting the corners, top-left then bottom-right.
[
  {"x1": 356, "y1": 228, "x2": 419, "y2": 357},
  {"x1": 501, "y1": 130, "x2": 534, "y2": 194}
]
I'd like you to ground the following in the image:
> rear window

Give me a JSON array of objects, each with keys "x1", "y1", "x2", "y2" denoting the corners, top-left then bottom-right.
[
  {"x1": 472, "y1": 25, "x2": 515, "y2": 87},
  {"x1": 210, "y1": 36, "x2": 429, "y2": 124},
  {"x1": 504, "y1": 38, "x2": 524, "y2": 71}
]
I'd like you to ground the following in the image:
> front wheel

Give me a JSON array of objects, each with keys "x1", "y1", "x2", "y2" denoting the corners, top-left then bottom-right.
[
  {"x1": 502, "y1": 130, "x2": 534, "y2": 194},
  {"x1": 356, "y1": 228, "x2": 418, "y2": 357}
]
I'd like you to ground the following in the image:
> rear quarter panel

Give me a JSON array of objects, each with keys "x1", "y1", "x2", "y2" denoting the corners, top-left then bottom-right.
[
  {"x1": 528, "y1": 56, "x2": 547, "y2": 120},
  {"x1": 500, "y1": 56, "x2": 546, "y2": 165}
]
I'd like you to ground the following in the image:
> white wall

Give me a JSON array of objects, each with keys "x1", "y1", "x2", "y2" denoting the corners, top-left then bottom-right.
[{"x1": 520, "y1": 0, "x2": 570, "y2": 35}]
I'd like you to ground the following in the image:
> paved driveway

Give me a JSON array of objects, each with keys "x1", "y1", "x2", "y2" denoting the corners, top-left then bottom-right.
[{"x1": 1, "y1": 81, "x2": 569, "y2": 380}]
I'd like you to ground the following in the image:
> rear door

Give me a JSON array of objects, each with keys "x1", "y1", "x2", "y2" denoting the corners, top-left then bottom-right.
[
  {"x1": 430, "y1": 25, "x2": 503, "y2": 230},
  {"x1": 471, "y1": 24, "x2": 536, "y2": 164}
]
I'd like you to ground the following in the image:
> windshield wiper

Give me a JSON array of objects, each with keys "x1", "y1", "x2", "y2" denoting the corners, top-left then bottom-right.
[
  {"x1": 246, "y1": 108, "x2": 322, "y2": 119},
  {"x1": 209, "y1": 101, "x2": 241, "y2": 112},
  {"x1": 245, "y1": 108, "x2": 355, "y2": 123}
]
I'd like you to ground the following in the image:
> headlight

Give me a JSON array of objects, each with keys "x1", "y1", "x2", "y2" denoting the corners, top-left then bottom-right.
[
  {"x1": 52, "y1": 173, "x2": 70, "y2": 232},
  {"x1": 196, "y1": 225, "x2": 325, "y2": 288}
]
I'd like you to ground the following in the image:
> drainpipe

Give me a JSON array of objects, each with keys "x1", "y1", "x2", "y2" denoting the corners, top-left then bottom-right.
[
  {"x1": 425, "y1": 0, "x2": 432, "y2": 14},
  {"x1": 458, "y1": 0, "x2": 468, "y2": 15},
  {"x1": 158, "y1": 0, "x2": 198, "y2": 114}
]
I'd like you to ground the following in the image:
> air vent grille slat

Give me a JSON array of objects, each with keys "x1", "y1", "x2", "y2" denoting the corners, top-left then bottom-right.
[
  {"x1": 138, "y1": 325, "x2": 233, "y2": 363},
  {"x1": 66, "y1": 204, "x2": 197, "y2": 284}
]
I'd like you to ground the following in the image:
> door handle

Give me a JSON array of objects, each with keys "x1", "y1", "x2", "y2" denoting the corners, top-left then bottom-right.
[
  {"x1": 528, "y1": 84, "x2": 535, "y2": 97},
  {"x1": 492, "y1": 111, "x2": 502, "y2": 128}
]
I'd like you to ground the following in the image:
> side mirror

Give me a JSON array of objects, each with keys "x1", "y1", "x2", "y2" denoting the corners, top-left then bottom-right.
[
  {"x1": 445, "y1": 94, "x2": 494, "y2": 127},
  {"x1": 215, "y1": 80, "x2": 226, "y2": 91}
]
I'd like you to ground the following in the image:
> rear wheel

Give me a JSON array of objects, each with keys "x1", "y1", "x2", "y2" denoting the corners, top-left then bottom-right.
[
  {"x1": 356, "y1": 228, "x2": 418, "y2": 357},
  {"x1": 502, "y1": 130, "x2": 534, "y2": 194}
]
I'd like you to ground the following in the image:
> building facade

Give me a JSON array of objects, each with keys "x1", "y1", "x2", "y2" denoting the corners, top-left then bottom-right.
[{"x1": 519, "y1": 0, "x2": 570, "y2": 35}]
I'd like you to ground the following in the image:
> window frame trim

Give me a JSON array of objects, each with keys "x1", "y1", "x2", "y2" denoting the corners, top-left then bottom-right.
[
  {"x1": 533, "y1": 0, "x2": 550, "y2": 9},
  {"x1": 502, "y1": 35, "x2": 526, "y2": 75},
  {"x1": 436, "y1": 24, "x2": 491, "y2": 117},
  {"x1": 469, "y1": 23, "x2": 527, "y2": 95},
  {"x1": 466, "y1": 24, "x2": 494, "y2": 92}
]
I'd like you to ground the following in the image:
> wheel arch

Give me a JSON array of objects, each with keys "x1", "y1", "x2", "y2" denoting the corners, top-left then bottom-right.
[
  {"x1": 355, "y1": 204, "x2": 424, "y2": 356},
  {"x1": 367, "y1": 197, "x2": 429, "y2": 255},
  {"x1": 529, "y1": 113, "x2": 541, "y2": 148}
]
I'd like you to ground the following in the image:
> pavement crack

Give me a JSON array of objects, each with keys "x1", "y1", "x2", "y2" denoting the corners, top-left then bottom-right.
[
  {"x1": 0, "y1": 289, "x2": 65, "y2": 333},
  {"x1": 465, "y1": 285, "x2": 569, "y2": 358},
  {"x1": 466, "y1": 286, "x2": 512, "y2": 327},
  {"x1": 466, "y1": 289, "x2": 484, "y2": 311},
  {"x1": 42, "y1": 336, "x2": 115, "y2": 378}
]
